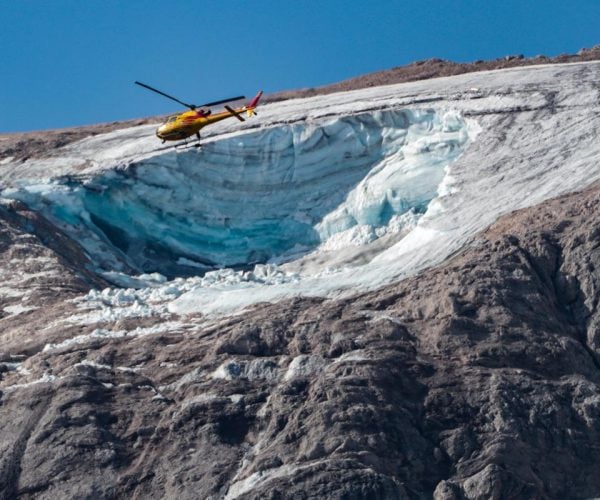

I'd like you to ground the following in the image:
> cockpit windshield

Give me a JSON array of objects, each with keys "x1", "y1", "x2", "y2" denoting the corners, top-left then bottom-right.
[{"x1": 167, "y1": 115, "x2": 178, "y2": 123}]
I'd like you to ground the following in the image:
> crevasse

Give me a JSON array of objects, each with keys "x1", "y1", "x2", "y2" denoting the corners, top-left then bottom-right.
[{"x1": 5, "y1": 108, "x2": 469, "y2": 278}]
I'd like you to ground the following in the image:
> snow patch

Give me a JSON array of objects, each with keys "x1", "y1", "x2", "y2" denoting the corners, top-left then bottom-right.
[
  {"x1": 43, "y1": 322, "x2": 184, "y2": 352},
  {"x1": 0, "y1": 287, "x2": 27, "y2": 299},
  {"x1": 1, "y1": 372, "x2": 59, "y2": 394},
  {"x1": 284, "y1": 355, "x2": 328, "y2": 380},
  {"x1": 225, "y1": 465, "x2": 297, "y2": 500},
  {"x1": 212, "y1": 359, "x2": 281, "y2": 382},
  {"x1": 3, "y1": 304, "x2": 37, "y2": 316}
]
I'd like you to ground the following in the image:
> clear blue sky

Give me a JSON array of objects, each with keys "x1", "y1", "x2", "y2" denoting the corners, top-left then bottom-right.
[{"x1": 1, "y1": 0, "x2": 599, "y2": 132}]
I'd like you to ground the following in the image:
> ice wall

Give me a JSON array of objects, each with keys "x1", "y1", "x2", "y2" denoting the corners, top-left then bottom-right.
[{"x1": 4, "y1": 109, "x2": 469, "y2": 278}]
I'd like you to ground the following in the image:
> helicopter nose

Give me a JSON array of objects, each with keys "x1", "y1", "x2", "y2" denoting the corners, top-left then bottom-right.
[{"x1": 156, "y1": 124, "x2": 167, "y2": 138}]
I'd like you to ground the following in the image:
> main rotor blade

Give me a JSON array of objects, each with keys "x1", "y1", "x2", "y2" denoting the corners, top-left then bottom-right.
[
  {"x1": 134, "y1": 81, "x2": 195, "y2": 109},
  {"x1": 199, "y1": 96, "x2": 246, "y2": 108}
]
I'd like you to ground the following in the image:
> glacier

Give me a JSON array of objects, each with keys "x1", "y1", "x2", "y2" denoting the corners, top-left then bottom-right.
[
  {"x1": 2, "y1": 61, "x2": 600, "y2": 317},
  {"x1": 4, "y1": 109, "x2": 469, "y2": 276}
]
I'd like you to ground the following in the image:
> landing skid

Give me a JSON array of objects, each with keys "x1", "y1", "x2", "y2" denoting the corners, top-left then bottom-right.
[
  {"x1": 174, "y1": 132, "x2": 202, "y2": 150},
  {"x1": 174, "y1": 140, "x2": 202, "y2": 150},
  {"x1": 148, "y1": 140, "x2": 201, "y2": 154}
]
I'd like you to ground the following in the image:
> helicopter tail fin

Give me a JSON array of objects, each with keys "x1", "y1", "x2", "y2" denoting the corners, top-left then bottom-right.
[{"x1": 245, "y1": 91, "x2": 263, "y2": 117}]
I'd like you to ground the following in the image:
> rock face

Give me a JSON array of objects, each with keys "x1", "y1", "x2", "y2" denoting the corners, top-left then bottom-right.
[
  {"x1": 0, "y1": 200, "x2": 110, "y2": 356},
  {"x1": 1, "y1": 181, "x2": 600, "y2": 499}
]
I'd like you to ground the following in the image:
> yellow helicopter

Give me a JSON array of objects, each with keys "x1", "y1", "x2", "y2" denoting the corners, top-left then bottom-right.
[{"x1": 135, "y1": 81, "x2": 262, "y2": 144}]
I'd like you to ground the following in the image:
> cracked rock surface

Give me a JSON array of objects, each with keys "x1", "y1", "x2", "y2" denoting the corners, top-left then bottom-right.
[{"x1": 1, "y1": 183, "x2": 600, "y2": 499}]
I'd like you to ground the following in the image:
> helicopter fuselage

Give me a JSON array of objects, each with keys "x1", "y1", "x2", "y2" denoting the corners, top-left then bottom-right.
[
  {"x1": 156, "y1": 109, "x2": 241, "y2": 141},
  {"x1": 134, "y1": 80, "x2": 263, "y2": 143}
]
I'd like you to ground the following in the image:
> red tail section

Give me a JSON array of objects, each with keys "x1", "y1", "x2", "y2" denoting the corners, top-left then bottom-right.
[{"x1": 247, "y1": 90, "x2": 263, "y2": 109}]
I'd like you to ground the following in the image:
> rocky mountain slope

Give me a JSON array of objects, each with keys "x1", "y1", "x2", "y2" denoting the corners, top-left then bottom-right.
[
  {"x1": 1, "y1": 57, "x2": 600, "y2": 499},
  {"x1": 1, "y1": 181, "x2": 599, "y2": 499}
]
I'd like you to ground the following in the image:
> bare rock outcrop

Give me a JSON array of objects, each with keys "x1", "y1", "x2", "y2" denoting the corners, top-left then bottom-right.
[
  {"x1": 0, "y1": 200, "x2": 110, "y2": 356},
  {"x1": 1, "y1": 181, "x2": 600, "y2": 498}
]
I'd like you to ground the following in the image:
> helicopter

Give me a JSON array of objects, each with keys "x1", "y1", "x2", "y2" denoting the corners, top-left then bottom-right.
[{"x1": 135, "y1": 81, "x2": 262, "y2": 145}]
